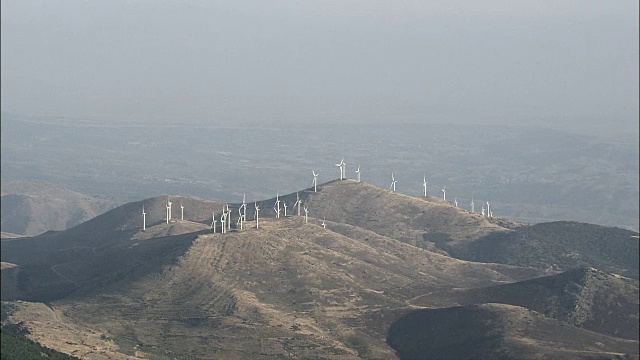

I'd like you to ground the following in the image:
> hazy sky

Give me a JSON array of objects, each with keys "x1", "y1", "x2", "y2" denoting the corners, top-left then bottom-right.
[{"x1": 1, "y1": 1, "x2": 638, "y2": 132}]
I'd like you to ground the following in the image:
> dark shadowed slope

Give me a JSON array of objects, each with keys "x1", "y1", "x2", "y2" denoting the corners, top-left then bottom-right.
[
  {"x1": 387, "y1": 304, "x2": 639, "y2": 360},
  {"x1": 0, "y1": 195, "x2": 222, "y2": 302},
  {"x1": 412, "y1": 267, "x2": 639, "y2": 340},
  {"x1": 433, "y1": 221, "x2": 639, "y2": 278}
]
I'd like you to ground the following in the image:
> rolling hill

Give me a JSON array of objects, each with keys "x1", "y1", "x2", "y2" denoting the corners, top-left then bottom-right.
[
  {"x1": 387, "y1": 303, "x2": 639, "y2": 360},
  {"x1": 0, "y1": 181, "x2": 118, "y2": 236},
  {"x1": 433, "y1": 221, "x2": 639, "y2": 279},
  {"x1": 1, "y1": 180, "x2": 638, "y2": 359},
  {"x1": 412, "y1": 267, "x2": 639, "y2": 340}
]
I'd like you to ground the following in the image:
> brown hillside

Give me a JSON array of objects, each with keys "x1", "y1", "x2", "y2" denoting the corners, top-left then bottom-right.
[
  {"x1": 1, "y1": 182, "x2": 637, "y2": 359},
  {"x1": 266, "y1": 180, "x2": 507, "y2": 252},
  {"x1": 16, "y1": 217, "x2": 543, "y2": 359}
]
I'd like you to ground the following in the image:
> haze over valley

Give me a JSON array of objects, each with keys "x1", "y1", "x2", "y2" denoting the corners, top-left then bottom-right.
[
  {"x1": 2, "y1": 112, "x2": 638, "y2": 233},
  {"x1": 1, "y1": 0, "x2": 638, "y2": 358}
]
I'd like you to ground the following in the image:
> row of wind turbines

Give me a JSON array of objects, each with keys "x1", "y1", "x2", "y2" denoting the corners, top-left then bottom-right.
[
  {"x1": 335, "y1": 158, "x2": 494, "y2": 218},
  {"x1": 141, "y1": 158, "x2": 495, "y2": 232}
]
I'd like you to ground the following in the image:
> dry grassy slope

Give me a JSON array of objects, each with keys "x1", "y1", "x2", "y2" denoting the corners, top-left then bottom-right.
[
  {"x1": 55, "y1": 217, "x2": 546, "y2": 359},
  {"x1": 413, "y1": 267, "x2": 640, "y2": 340},
  {"x1": 274, "y1": 180, "x2": 507, "y2": 252},
  {"x1": 2, "y1": 301, "x2": 138, "y2": 360},
  {"x1": 0, "y1": 180, "x2": 118, "y2": 236},
  {"x1": 2, "y1": 183, "x2": 637, "y2": 358},
  {"x1": 387, "y1": 303, "x2": 639, "y2": 360}
]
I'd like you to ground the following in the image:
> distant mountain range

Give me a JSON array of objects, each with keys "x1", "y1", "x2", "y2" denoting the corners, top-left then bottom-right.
[
  {"x1": 1, "y1": 180, "x2": 118, "y2": 236},
  {"x1": 1, "y1": 180, "x2": 638, "y2": 359}
]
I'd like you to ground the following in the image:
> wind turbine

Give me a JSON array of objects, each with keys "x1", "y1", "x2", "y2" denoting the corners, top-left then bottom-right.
[
  {"x1": 335, "y1": 158, "x2": 345, "y2": 180},
  {"x1": 274, "y1": 192, "x2": 281, "y2": 219},
  {"x1": 220, "y1": 211, "x2": 226, "y2": 234},
  {"x1": 481, "y1": 203, "x2": 485, "y2": 216},
  {"x1": 390, "y1": 173, "x2": 397, "y2": 192},
  {"x1": 238, "y1": 194, "x2": 247, "y2": 230},
  {"x1": 303, "y1": 205, "x2": 309, "y2": 223},
  {"x1": 471, "y1": 194, "x2": 475, "y2": 213},
  {"x1": 486, "y1": 201, "x2": 491, "y2": 218},
  {"x1": 225, "y1": 203, "x2": 231, "y2": 231},
  {"x1": 283, "y1": 201, "x2": 288, "y2": 217},
  {"x1": 454, "y1": 197, "x2": 458, "y2": 207},
  {"x1": 254, "y1": 202, "x2": 260, "y2": 229},
  {"x1": 312, "y1": 170, "x2": 319, "y2": 192},
  {"x1": 356, "y1": 165, "x2": 361, "y2": 182},
  {"x1": 168, "y1": 199, "x2": 172, "y2": 222},
  {"x1": 211, "y1": 212, "x2": 216, "y2": 233},
  {"x1": 166, "y1": 200, "x2": 170, "y2": 224},
  {"x1": 242, "y1": 194, "x2": 247, "y2": 222},
  {"x1": 442, "y1": 186, "x2": 446, "y2": 201},
  {"x1": 322, "y1": 217, "x2": 326, "y2": 229},
  {"x1": 142, "y1": 206, "x2": 146, "y2": 231},
  {"x1": 294, "y1": 192, "x2": 301, "y2": 216},
  {"x1": 423, "y1": 175, "x2": 428, "y2": 197},
  {"x1": 180, "y1": 203, "x2": 184, "y2": 221}
]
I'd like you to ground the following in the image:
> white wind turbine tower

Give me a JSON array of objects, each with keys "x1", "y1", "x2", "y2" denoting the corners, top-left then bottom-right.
[
  {"x1": 220, "y1": 210, "x2": 226, "y2": 234},
  {"x1": 283, "y1": 201, "x2": 288, "y2": 217},
  {"x1": 254, "y1": 202, "x2": 260, "y2": 229},
  {"x1": 274, "y1": 192, "x2": 281, "y2": 219},
  {"x1": 312, "y1": 170, "x2": 319, "y2": 192},
  {"x1": 481, "y1": 203, "x2": 485, "y2": 216},
  {"x1": 303, "y1": 205, "x2": 309, "y2": 223},
  {"x1": 390, "y1": 173, "x2": 397, "y2": 192},
  {"x1": 322, "y1": 217, "x2": 326, "y2": 229},
  {"x1": 442, "y1": 186, "x2": 446, "y2": 201},
  {"x1": 142, "y1": 206, "x2": 146, "y2": 231},
  {"x1": 242, "y1": 194, "x2": 247, "y2": 223},
  {"x1": 486, "y1": 201, "x2": 491, "y2": 218},
  {"x1": 356, "y1": 165, "x2": 361, "y2": 182},
  {"x1": 294, "y1": 192, "x2": 301, "y2": 216},
  {"x1": 211, "y1": 212, "x2": 217, "y2": 233},
  {"x1": 180, "y1": 203, "x2": 184, "y2": 221},
  {"x1": 168, "y1": 199, "x2": 172, "y2": 222},
  {"x1": 335, "y1": 159, "x2": 346, "y2": 180},
  {"x1": 227, "y1": 203, "x2": 232, "y2": 231},
  {"x1": 454, "y1": 197, "x2": 458, "y2": 207},
  {"x1": 423, "y1": 176, "x2": 428, "y2": 197},
  {"x1": 471, "y1": 194, "x2": 475, "y2": 213},
  {"x1": 342, "y1": 159, "x2": 347, "y2": 180},
  {"x1": 238, "y1": 194, "x2": 247, "y2": 230},
  {"x1": 165, "y1": 200, "x2": 170, "y2": 224}
]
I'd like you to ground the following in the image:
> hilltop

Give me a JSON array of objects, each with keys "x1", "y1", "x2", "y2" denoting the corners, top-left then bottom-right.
[{"x1": 260, "y1": 180, "x2": 638, "y2": 277}]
